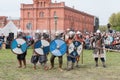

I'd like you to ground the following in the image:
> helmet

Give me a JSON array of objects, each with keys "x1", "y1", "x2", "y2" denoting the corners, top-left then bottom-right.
[
  {"x1": 96, "y1": 30, "x2": 101, "y2": 33},
  {"x1": 55, "y1": 31, "x2": 60, "y2": 36},
  {"x1": 43, "y1": 30, "x2": 47, "y2": 33},
  {"x1": 68, "y1": 31, "x2": 75, "y2": 38},
  {"x1": 66, "y1": 28, "x2": 70, "y2": 31},
  {"x1": 36, "y1": 30, "x2": 40, "y2": 33},
  {"x1": 17, "y1": 29, "x2": 22, "y2": 33},
  {"x1": 69, "y1": 31, "x2": 74, "y2": 35},
  {"x1": 76, "y1": 31, "x2": 81, "y2": 34}
]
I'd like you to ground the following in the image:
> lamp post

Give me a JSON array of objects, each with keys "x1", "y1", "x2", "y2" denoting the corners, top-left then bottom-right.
[
  {"x1": 26, "y1": 22, "x2": 32, "y2": 34},
  {"x1": 54, "y1": 15, "x2": 58, "y2": 32}
]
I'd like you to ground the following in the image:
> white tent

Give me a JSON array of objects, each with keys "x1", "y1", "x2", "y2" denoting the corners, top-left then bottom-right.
[{"x1": 2, "y1": 21, "x2": 18, "y2": 36}]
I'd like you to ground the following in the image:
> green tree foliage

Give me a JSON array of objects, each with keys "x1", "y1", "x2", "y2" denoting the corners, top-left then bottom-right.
[
  {"x1": 109, "y1": 12, "x2": 120, "y2": 31},
  {"x1": 109, "y1": 13, "x2": 117, "y2": 27},
  {"x1": 99, "y1": 25, "x2": 107, "y2": 32},
  {"x1": 116, "y1": 12, "x2": 120, "y2": 26}
]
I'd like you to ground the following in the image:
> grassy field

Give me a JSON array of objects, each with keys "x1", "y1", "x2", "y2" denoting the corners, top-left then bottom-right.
[{"x1": 0, "y1": 49, "x2": 120, "y2": 80}]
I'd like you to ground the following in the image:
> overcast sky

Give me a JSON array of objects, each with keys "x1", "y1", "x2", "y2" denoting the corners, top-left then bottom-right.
[{"x1": 0, "y1": 0, "x2": 120, "y2": 25}]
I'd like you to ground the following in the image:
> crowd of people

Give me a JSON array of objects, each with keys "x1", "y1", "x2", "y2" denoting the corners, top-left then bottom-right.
[
  {"x1": 0, "y1": 28, "x2": 120, "y2": 71},
  {"x1": 0, "y1": 34, "x2": 5, "y2": 49},
  {"x1": 83, "y1": 31, "x2": 120, "y2": 50}
]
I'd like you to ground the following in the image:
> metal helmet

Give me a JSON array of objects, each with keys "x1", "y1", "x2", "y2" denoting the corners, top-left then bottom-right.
[
  {"x1": 55, "y1": 31, "x2": 60, "y2": 36},
  {"x1": 36, "y1": 30, "x2": 40, "y2": 33},
  {"x1": 96, "y1": 30, "x2": 101, "y2": 33},
  {"x1": 68, "y1": 31, "x2": 75, "y2": 38},
  {"x1": 43, "y1": 30, "x2": 47, "y2": 33},
  {"x1": 69, "y1": 31, "x2": 74, "y2": 35},
  {"x1": 66, "y1": 28, "x2": 70, "y2": 31},
  {"x1": 17, "y1": 29, "x2": 22, "y2": 33},
  {"x1": 76, "y1": 31, "x2": 81, "y2": 34}
]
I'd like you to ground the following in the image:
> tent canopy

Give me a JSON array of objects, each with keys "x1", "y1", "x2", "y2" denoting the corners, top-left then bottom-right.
[{"x1": 1, "y1": 21, "x2": 18, "y2": 36}]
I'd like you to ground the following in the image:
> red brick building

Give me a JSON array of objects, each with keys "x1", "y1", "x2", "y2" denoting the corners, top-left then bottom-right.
[
  {"x1": 8, "y1": 19, "x2": 20, "y2": 28},
  {"x1": 20, "y1": 0, "x2": 95, "y2": 33},
  {"x1": 0, "y1": 16, "x2": 7, "y2": 28},
  {"x1": 0, "y1": 16, "x2": 20, "y2": 29}
]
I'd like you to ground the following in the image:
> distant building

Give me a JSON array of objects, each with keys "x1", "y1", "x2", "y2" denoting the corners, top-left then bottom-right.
[
  {"x1": 0, "y1": 16, "x2": 20, "y2": 29},
  {"x1": 7, "y1": 18, "x2": 20, "y2": 29},
  {"x1": 0, "y1": 16, "x2": 7, "y2": 28},
  {"x1": 20, "y1": 0, "x2": 97, "y2": 33}
]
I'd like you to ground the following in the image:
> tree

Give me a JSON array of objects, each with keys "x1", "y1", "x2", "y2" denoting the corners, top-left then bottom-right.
[
  {"x1": 109, "y1": 13, "x2": 117, "y2": 27},
  {"x1": 99, "y1": 25, "x2": 107, "y2": 32},
  {"x1": 116, "y1": 12, "x2": 120, "y2": 26},
  {"x1": 109, "y1": 12, "x2": 120, "y2": 31}
]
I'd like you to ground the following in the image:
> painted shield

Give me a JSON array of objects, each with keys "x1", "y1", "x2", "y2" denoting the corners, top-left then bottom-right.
[
  {"x1": 34, "y1": 40, "x2": 49, "y2": 55},
  {"x1": 68, "y1": 41, "x2": 83, "y2": 57},
  {"x1": 0, "y1": 41, "x2": 2, "y2": 48},
  {"x1": 11, "y1": 38, "x2": 27, "y2": 54},
  {"x1": 50, "y1": 39, "x2": 67, "y2": 56}
]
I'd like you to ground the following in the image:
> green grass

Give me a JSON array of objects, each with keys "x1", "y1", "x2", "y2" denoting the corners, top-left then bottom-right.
[{"x1": 0, "y1": 49, "x2": 120, "y2": 80}]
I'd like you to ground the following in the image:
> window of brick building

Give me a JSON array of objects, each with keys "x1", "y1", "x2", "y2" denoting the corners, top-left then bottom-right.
[
  {"x1": 39, "y1": 12, "x2": 44, "y2": 18},
  {"x1": 41, "y1": 2, "x2": 42, "y2": 7},
  {"x1": 42, "y1": 12, "x2": 44, "y2": 17},
  {"x1": 28, "y1": 12, "x2": 30, "y2": 18},
  {"x1": 54, "y1": 11, "x2": 56, "y2": 16},
  {"x1": 44, "y1": 2, "x2": 45, "y2": 7}
]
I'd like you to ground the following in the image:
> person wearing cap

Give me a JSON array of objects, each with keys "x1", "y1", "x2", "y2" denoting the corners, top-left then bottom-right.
[{"x1": 91, "y1": 30, "x2": 106, "y2": 68}]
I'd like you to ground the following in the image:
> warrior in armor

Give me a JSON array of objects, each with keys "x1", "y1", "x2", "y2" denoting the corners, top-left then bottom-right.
[
  {"x1": 49, "y1": 31, "x2": 63, "y2": 71},
  {"x1": 74, "y1": 31, "x2": 84, "y2": 67},
  {"x1": 91, "y1": 30, "x2": 106, "y2": 67},
  {"x1": 31, "y1": 30, "x2": 41, "y2": 69},
  {"x1": 34, "y1": 30, "x2": 41, "y2": 42},
  {"x1": 64, "y1": 28, "x2": 71, "y2": 41},
  {"x1": 39, "y1": 30, "x2": 49, "y2": 70},
  {"x1": 17, "y1": 31, "x2": 27, "y2": 68},
  {"x1": 31, "y1": 30, "x2": 49, "y2": 70},
  {"x1": 42, "y1": 30, "x2": 50, "y2": 41},
  {"x1": 66, "y1": 31, "x2": 76, "y2": 71}
]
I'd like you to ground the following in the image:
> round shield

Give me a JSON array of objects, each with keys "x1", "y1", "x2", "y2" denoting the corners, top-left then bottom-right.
[
  {"x1": 11, "y1": 38, "x2": 27, "y2": 54},
  {"x1": 50, "y1": 39, "x2": 67, "y2": 56},
  {"x1": 68, "y1": 41, "x2": 83, "y2": 57},
  {"x1": 34, "y1": 40, "x2": 49, "y2": 55},
  {"x1": 0, "y1": 41, "x2": 2, "y2": 48}
]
